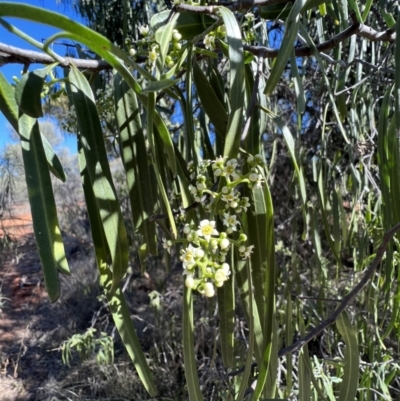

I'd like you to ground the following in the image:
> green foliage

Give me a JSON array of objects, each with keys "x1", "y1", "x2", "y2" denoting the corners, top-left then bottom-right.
[
  {"x1": 61, "y1": 327, "x2": 114, "y2": 366},
  {"x1": 0, "y1": 0, "x2": 400, "y2": 399}
]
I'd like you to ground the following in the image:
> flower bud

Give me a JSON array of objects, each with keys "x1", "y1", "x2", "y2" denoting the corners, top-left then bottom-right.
[
  {"x1": 204, "y1": 282, "x2": 215, "y2": 297},
  {"x1": 183, "y1": 224, "x2": 191, "y2": 234},
  {"x1": 239, "y1": 233, "x2": 248, "y2": 242},
  {"x1": 215, "y1": 269, "x2": 227, "y2": 283},
  {"x1": 195, "y1": 248, "x2": 205, "y2": 258},
  {"x1": 249, "y1": 173, "x2": 258, "y2": 182},
  {"x1": 221, "y1": 263, "x2": 230, "y2": 274},
  {"x1": 220, "y1": 238, "x2": 230, "y2": 250},
  {"x1": 185, "y1": 275, "x2": 195, "y2": 289}
]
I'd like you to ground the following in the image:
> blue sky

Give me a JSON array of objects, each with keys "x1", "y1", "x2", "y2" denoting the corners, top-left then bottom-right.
[{"x1": 0, "y1": 0, "x2": 83, "y2": 151}]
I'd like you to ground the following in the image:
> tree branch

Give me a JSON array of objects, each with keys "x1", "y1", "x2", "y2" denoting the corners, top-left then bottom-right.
[
  {"x1": 0, "y1": 42, "x2": 111, "y2": 71},
  {"x1": 0, "y1": 21, "x2": 395, "y2": 71},
  {"x1": 278, "y1": 222, "x2": 400, "y2": 358},
  {"x1": 245, "y1": 22, "x2": 395, "y2": 59}
]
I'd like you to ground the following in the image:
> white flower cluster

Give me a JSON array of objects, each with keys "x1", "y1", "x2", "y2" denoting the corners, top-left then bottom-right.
[
  {"x1": 162, "y1": 154, "x2": 265, "y2": 297},
  {"x1": 179, "y1": 220, "x2": 234, "y2": 297},
  {"x1": 127, "y1": 26, "x2": 183, "y2": 70}
]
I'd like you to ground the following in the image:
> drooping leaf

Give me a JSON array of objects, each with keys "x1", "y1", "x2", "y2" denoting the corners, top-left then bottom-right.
[
  {"x1": 336, "y1": 311, "x2": 359, "y2": 401},
  {"x1": 218, "y1": 6, "x2": 245, "y2": 158},
  {"x1": 19, "y1": 114, "x2": 70, "y2": 302},
  {"x1": 78, "y1": 141, "x2": 158, "y2": 397},
  {"x1": 0, "y1": 72, "x2": 66, "y2": 181},
  {"x1": 193, "y1": 60, "x2": 228, "y2": 137},
  {"x1": 264, "y1": 0, "x2": 307, "y2": 95},
  {"x1": 114, "y1": 74, "x2": 157, "y2": 256},
  {"x1": 69, "y1": 65, "x2": 129, "y2": 292},
  {"x1": 15, "y1": 64, "x2": 58, "y2": 118}
]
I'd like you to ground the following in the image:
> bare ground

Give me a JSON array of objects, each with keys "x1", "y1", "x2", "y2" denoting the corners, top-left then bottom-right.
[{"x1": 0, "y1": 210, "x2": 161, "y2": 401}]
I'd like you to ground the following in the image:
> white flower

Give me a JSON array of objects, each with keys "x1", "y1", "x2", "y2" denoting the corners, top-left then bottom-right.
[
  {"x1": 224, "y1": 159, "x2": 238, "y2": 177},
  {"x1": 223, "y1": 213, "x2": 240, "y2": 231},
  {"x1": 197, "y1": 220, "x2": 219, "y2": 242},
  {"x1": 240, "y1": 245, "x2": 254, "y2": 259},
  {"x1": 180, "y1": 244, "x2": 197, "y2": 269},
  {"x1": 240, "y1": 197, "x2": 251, "y2": 212},
  {"x1": 221, "y1": 190, "x2": 238, "y2": 204},
  {"x1": 204, "y1": 34, "x2": 215, "y2": 50},
  {"x1": 162, "y1": 238, "x2": 173, "y2": 253},
  {"x1": 139, "y1": 25, "x2": 149, "y2": 36},
  {"x1": 203, "y1": 282, "x2": 215, "y2": 297}
]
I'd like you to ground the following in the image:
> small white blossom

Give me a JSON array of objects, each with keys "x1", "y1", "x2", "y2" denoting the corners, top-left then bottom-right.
[
  {"x1": 183, "y1": 224, "x2": 191, "y2": 234},
  {"x1": 204, "y1": 34, "x2": 215, "y2": 50},
  {"x1": 224, "y1": 159, "x2": 238, "y2": 177},
  {"x1": 180, "y1": 244, "x2": 197, "y2": 269},
  {"x1": 139, "y1": 25, "x2": 149, "y2": 36},
  {"x1": 240, "y1": 197, "x2": 251, "y2": 212},
  {"x1": 197, "y1": 220, "x2": 219, "y2": 242},
  {"x1": 223, "y1": 213, "x2": 240, "y2": 231},
  {"x1": 240, "y1": 245, "x2": 254, "y2": 259},
  {"x1": 162, "y1": 238, "x2": 173, "y2": 253}
]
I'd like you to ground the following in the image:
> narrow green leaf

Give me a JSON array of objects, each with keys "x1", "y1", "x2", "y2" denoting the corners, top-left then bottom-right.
[
  {"x1": 114, "y1": 74, "x2": 157, "y2": 256},
  {"x1": 251, "y1": 180, "x2": 277, "y2": 399},
  {"x1": 0, "y1": 72, "x2": 66, "y2": 181},
  {"x1": 217, "y1": 6, "x2": 245, "y2": 158},
  {"x1": 19, "y1": 114, "x2": 70, "y2": 302},
  {"x1": 142, "y1": 78, "x2": 180, "y2": 93},
  {"x1": 15, "y1": 64, "x2": 58, "y2": 118},
  {"x1": 193, "y1": 61, "x2": 228, "y2": 137},
  {"x1": 69, "y1": 65, "x2": 129, "y2": 292},
  {"x1": 264, "y1": 0, "x2": 306, "y2": 95},
  {"x1": 336, "y1": 311, "x2": 359, "y2": 401},
  {"x1": 183, "y1": 286, "x2": 204, "y2": 400},
  {"x1": 155, "y1": 13, "x2": 179, "y2": 67},
  {"x1": 0, "y1": 3, "x2": 177, "y2": 176},
  {"x1": 258, "y1": 105, "x2": 306, "y2": 203},
  {"x1": 151, "y1": 10, "x2": 216, "y2": 40},
  {"x1": 217, "y1": 251, "x2": 235, "y2": 368},
  {"x1": 78, "y1": 142, "x2": 157, "y2": 396}
]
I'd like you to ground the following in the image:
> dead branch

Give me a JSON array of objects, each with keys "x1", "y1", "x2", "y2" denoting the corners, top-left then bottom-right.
[{"x1": 278, "y1": 222, "x2": 400, "y2": 357}]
